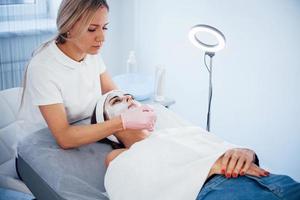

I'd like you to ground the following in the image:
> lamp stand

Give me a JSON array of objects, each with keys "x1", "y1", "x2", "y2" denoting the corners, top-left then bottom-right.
[
  {"x1": 205, "y1": 52, "x2": 215, "y2": 132},
  {"x1": 189, "y1": 24, "x2": 225, "y2": 132}
]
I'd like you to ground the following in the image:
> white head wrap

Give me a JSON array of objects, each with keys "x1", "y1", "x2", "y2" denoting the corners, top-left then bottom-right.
[{"x1": 95, "y1": 90, "x2": 123, "y2": 143}]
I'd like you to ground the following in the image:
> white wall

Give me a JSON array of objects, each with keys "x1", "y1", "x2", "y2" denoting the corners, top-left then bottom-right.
[
  {"x1": 104, "y1": 0, "x2": 300, "y2": 181},
  {"x1": 102, "y1": 0, "x2": 136, "y2": 75}
]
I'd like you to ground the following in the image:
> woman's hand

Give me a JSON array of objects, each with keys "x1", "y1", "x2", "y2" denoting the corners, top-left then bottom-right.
[
  {"x1": 121, "y1": 105, "x2": 157, "y2": 131},
  {"x1": 208, "y1": 160, "x2": 269, "y2": 178},
  {"x1": 220, "y1": 148, "x2": 255, "y2": 178},
  {"x1": 208, "y1": 148, "x2": 270, "y2": 178},
  {"x1": 245, "y1": 163, "x2": 270, "y2": 177}
]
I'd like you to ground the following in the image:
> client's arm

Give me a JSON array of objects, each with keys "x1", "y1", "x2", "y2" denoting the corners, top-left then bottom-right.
[{"x1": 105, "y1": 149, "x2": 128, "y2": 167}]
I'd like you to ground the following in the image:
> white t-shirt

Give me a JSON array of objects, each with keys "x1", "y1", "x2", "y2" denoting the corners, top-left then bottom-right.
[{"x1": 18, "y1": 40, "x2": 106, "y2": 134}]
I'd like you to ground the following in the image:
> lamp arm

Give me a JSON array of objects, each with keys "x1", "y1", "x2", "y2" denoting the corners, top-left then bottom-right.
[{"x1": 205, "y1": 52, "x2": 215, "y2": 132}]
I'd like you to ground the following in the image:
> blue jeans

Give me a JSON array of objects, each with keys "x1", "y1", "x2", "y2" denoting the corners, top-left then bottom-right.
[{"x1": 196, "y1": 174, "x2": 300, "y2": 200}]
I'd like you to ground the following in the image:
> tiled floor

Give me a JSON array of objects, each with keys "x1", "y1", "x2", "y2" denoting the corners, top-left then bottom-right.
[{"x1": 0, "y1": 187, "x2": 34, "y2": 200}]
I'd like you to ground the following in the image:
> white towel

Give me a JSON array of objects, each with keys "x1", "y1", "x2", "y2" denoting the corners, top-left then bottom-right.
[{"x1": 104, "y1": 126, "x2": 238, "y2": 200}]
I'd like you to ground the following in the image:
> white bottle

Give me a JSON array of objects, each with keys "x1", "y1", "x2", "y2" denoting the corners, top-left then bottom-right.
[
  {"x1": 126, "y1": 51, "x2": 137, "y2": 73},
  {"x1": 154, "y1": 66, "x2": 166, "y2": 102}
]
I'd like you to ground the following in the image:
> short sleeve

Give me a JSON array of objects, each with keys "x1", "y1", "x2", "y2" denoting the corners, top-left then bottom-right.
[
  {"x1": 97, "y1": 55, "x2": 106, "y2": 74},
  {"x1": 27, "y1": 65, "x2": 63, "y2": 106}
]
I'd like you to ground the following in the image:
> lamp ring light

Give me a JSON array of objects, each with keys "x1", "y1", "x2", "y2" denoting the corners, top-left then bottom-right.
[{"x1": 189, "y1": 24, "x2": 226, "y2": 53}]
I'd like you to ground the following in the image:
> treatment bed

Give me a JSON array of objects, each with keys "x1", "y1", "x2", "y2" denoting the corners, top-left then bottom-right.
[{"x1": 16, "y1": 103, "x2": 192, "y2": 200}]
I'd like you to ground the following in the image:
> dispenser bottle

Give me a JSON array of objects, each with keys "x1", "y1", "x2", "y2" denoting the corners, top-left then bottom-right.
[{"x1": 126, "y1": 51, "x2": 137, "y2": 73}]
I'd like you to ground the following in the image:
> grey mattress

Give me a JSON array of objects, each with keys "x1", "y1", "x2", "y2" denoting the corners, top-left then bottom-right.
[{"x1": 17, "y1": 127, "x2": 111, "y2": 200}]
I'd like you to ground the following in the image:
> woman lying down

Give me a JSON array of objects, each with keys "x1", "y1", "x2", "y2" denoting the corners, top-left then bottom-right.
[{"x1": 91, "y1": 90, "x2": 300, "y2": 200}]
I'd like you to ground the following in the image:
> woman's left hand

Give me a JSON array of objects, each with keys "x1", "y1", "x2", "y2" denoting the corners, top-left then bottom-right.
[{"x1": 220, "y1": 148, "x2": 255, "y2": 178}]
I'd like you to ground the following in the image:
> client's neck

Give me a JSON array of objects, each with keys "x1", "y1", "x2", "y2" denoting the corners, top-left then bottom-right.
[{"x1": 114, "y1": 129, "x2": 150, "y2": 148}]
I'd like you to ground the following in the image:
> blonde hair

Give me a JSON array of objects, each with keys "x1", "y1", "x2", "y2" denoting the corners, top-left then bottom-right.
[
  {"x1": 19, "y1": 0, "x2": 109, "y2": 111},
  {"x1": 56, "y1": 0, "x2": 109, "y2": 44}
]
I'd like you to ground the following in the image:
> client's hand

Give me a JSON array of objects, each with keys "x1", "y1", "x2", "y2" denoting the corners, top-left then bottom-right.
[
  {"x1": 208, "y1": 148, "x2": 270, "y2": 178},
  {"x1": 121, "y1": 105, "x2": 157, "y2": 131},
  {"x1": 208, "y1": 159, "x2": 269, "y2": 178},
  {"x1": 221, "y1": 148, "x2": 255, "y2": 177}
]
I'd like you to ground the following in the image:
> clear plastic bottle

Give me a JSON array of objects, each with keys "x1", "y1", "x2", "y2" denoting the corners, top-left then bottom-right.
[
  {"x1": 154, "y1": 66, "x2": 166, "y2": 102},
  {"x1": 126, "y1": 51, "x2": 137, "y2": 73}
]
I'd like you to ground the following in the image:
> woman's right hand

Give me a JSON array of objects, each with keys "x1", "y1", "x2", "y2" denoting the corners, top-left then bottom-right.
[
  {"x1": 208, "y1": 156, "x2": 269, "y2": 178},
  {"x1": 120, "y1": 105, "x2": 157, "y2": 131}
]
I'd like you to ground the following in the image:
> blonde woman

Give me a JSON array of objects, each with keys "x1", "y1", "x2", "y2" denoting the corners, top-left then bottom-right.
[{"x1": 18, "y1": 0, "x2": 156, "y2": 149}]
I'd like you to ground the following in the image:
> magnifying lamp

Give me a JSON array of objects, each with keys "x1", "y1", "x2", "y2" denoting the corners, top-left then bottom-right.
[{"x1": 188, "y1": 24, "x2": 226, "y2": 132}]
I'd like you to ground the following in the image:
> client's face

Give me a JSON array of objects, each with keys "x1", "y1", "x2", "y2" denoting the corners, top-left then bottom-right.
[{"x1": 104, "y1": 91, "x2": 141, "y2": 119}]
